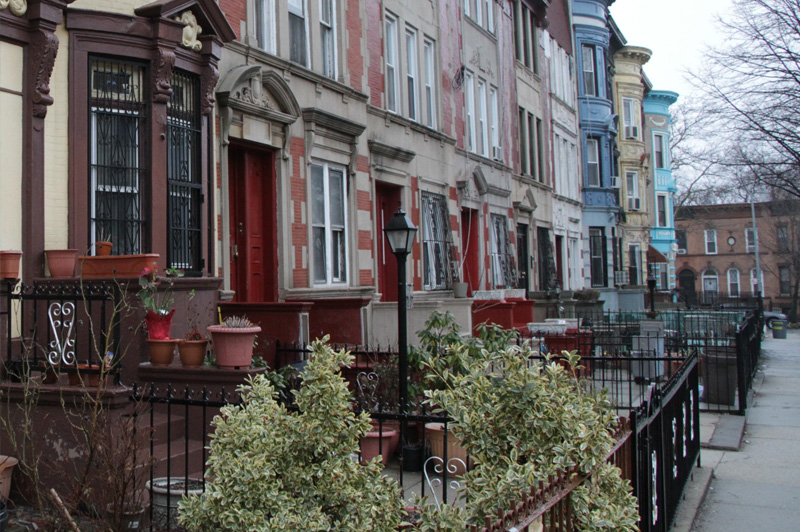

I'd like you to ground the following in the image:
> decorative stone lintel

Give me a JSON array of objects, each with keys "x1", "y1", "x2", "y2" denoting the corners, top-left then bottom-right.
[{"x1": 367, "y1": 140, "x2": 415, "y2": 163}]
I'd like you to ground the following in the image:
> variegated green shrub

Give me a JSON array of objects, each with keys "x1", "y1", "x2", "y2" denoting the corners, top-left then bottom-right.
[
  {"x1": 421, "y1": 343, "x2": 639, "y2": 531},
  {"x1": 178, "y1": 337, "x2": 404, "y2": 532}
]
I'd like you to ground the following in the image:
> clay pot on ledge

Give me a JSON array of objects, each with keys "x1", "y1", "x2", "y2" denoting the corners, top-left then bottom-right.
[
  {"x1": 178, "y1": 339, "x2": 208, "y2": 368},
  {"x1": 94, "y1": 241, "x2": 113, "y2": 256},
  {"x1": 148, "y1": 339, "x2": 177, "y2": 366},
  {"x1": 207, "y1": 323, "x2": 261, "y2": 369},
  {"x1": 0, "y1": 251, "x2": 22, "y2": 280},
  {"x1": 46, "y1": 249, "x2": 78, "y2": 278}
]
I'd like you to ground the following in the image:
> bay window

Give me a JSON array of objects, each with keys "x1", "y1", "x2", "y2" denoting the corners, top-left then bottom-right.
[{"x1": 586, "y1": 138, "x2": 600, "y2": 187}]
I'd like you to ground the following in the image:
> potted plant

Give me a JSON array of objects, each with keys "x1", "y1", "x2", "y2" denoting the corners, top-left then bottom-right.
[
  {"x1": 0, "y1": 251, "x2": 22, "y2": 279},
  {"x1": 45, "y1": 249, "x2": 78, "y2": 278},
  {"x1": 207, "y1": 315, "x2": 261, "y2": 369},
  {"x1": 148, "y1": 477, "x2": 204, "y2": 531},
  {"x1": 139, "y1": 267, "x2": 183, "y2": 365},
  {"x1": 94, "y1": 232, "x2": 113, "y2": 256},
  {"x1": 178, "y1": 290, "x2": 208, "y2": 368}
]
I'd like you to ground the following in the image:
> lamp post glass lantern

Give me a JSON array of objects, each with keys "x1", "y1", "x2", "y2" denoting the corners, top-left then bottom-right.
[{"x1": 383, "y1": 207, "x2": 417, "y2": 453}]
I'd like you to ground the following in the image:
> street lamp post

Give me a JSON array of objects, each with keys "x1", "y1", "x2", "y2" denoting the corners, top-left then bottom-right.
[{"x1": 383, "y1": 207, "x2": 417, "y2": 418}]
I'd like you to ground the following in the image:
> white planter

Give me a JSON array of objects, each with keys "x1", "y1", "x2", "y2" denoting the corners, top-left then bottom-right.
[{"x1": 147, "y1": 477, "x2": 204, "y2": 531}]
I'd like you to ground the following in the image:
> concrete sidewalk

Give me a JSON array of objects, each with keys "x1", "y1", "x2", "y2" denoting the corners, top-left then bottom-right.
[{"x1": 670, "y1": 329, "x2": 800, "y2": 531}]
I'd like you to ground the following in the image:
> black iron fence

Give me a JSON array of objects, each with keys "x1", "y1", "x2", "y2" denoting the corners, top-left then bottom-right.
[
  {"x1": 1, "y1": 280, "x2": 122, "y2": 384},
  {"x1": 630, "y1": 353, "x2": 701, "y2": 532}
]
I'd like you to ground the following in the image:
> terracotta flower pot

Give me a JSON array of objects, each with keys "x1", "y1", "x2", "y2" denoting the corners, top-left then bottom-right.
[
  {"x1": 207, "y1": 324, "x2": 261, "y2": 369},
  {"x1": 425, "y1": 422, "x2": 470, "y2": 475},
  {"x1": 178, "y1": 339, "x2": 208, "y2": 368},
  {"x1": 46, "y1": 249, "x2": 78, "y2": 278},
  {"x1": 360, "y1": 428, "x2": 397, "y2": 465},
  {"x1": 145, "y1": 309, "x2": 175, "y2": 340},
  {"x1": 94, "y1": 241, "x2": 113, "y2": 256},
  {"x1": 147, "y1": 339, "x2": 177, "y2": 366},
  {"x1": 0, "y1": 251, "x2": 22, "y2": 279}
]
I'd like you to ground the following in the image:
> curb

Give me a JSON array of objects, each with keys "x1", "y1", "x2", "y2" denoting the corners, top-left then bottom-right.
[{"x1": 669, "y1": 465, "x2": 714, "y2": 532}]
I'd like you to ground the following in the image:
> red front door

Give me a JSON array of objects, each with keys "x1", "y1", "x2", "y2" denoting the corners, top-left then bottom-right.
[
  {"x1": 229, "y1": 143, "x2": 278, "y2": 302},
  {"x1": 376, "y1": 183, "x2": 401, "y2": 301}
]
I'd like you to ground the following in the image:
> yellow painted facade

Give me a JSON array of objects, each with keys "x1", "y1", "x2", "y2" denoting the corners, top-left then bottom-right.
[{"x1": 0, "y1": 41, "x2": 23, "y2": 252}]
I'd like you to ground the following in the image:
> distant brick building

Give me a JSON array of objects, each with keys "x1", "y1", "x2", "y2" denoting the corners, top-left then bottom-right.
[{"x1": 674, "y1": 201, "x2": 800, "y2": 320}]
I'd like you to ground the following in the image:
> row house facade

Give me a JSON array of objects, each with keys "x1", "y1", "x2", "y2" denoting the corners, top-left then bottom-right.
[
  {"x1": 1, "y1": 0, "x2": 681, "y2": 367},
  {"x1": 643, "y1": 90, "x2": 679, "y2": 291},
  {"x1": 674, "y1": 201, "x2": 800, "y2": 320}
]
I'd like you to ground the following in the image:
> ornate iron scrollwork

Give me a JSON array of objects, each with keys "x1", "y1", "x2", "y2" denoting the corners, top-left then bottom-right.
[
  {"x1": 48, "y1": 301, "x2": 76, "y2": 365},
  {"x1": 423, "y1": 456, "x2": 466, "y2": 509}
]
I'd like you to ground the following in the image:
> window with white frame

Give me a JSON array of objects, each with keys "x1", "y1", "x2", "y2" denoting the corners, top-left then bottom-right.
[
  {"x1": 518, "y1": 107, "x2": 527, "y2": 172},
  {"x1": 485, "y1": 0, "x2": 494, "y2": 33},
  {"x1": 288, "y1": 0, "x2": 309, "y2": 67},
  {"x1": 657, "y1": 194, "x2": 668, "y2": 227},
  {"x1": 586, "y1": 138, "x2": 600, "y2": 187},
  {"x1": 464, "y1": 0, "x2": 494, "y2": 33},
  {"x1": 405, "y1": 27, "x2": 419, "y2": 121},
  {"x1": 548, "y1": 38, "x2": 574, "y2": 107},
  {"x1": 319, "y1": 0, "x2": 336, "y2": 78},
  {"x1": 779, "y1": 266, "x2": 791, "y2": 296},
  {"x1": 626, "y1": 170, "x2": 639, "y2": 210},
  {"x1": 628, "y1": 243, "x2": 641, "y2": 285},
  {"x1": 535, "y1": 117, "x2": 544, "y2": 183},
  {"x1": 777, "y1": 224, "x2": 789, "y2": 252},
  {"x1": 477, "y1": 79, "x2": 488, "y2": 157},
  {"x1": 421, "y1": 191, "x2": 451, "y2": 290},
  {"x1": 728, "y1": 268, "x2": 740, "y2": 297},
  {"x1": 514, "y1": 2, "x2": 538, "y2": 72},
  {"x1": 654, "y1": 133, "x2": 668, "y2": 169},
  {"x1": 581, "y1": 45, "x2": 597, "y2": 97},
  {"x1": 311, "y1": 162, "x2": 347, "y2": 285},
  {"x1": 702, "y1": 270, "x2": 719, "y2": 294},
  {"x1": 423, "y1": 39, "x2": 436, "y2": 128},
  {"x1": 384, "y1": 12, "x2": 399, "y2": 113},
  {"x1": 705, "y1": 229, "x2": 717, "y2": 254},
  {"x1": 745, "y1": 227, "x2": 756, "y2": 253},
  {"x1": 463, "y1": 0, "x2": 470, "y2": 18},
  {"x1": 465, "y1": 70, "x2": 475, "y2": 152},
  {"x1": 255, "y1": 0, "x2": 276, "y2": 54},
  {"x1": 489, "y1": 86, "x2": 499, "y2": 159},
  {"x1": 622, "y1": 98, "x2": 639, "y2": 139},
  {"x1": 589, "y1": 227, "x2": 607, "y2": 287},
  {"x1": 490, "y1": 214, "x2": 511, "y2": 288}
]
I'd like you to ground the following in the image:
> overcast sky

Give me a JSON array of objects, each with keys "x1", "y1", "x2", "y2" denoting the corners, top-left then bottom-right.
[{"x1": 608, "y1": 0, "x2": 735, "y2": 100}]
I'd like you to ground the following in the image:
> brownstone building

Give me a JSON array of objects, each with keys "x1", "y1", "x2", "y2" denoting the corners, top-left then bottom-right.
[{"x1": 674, "y1": 201, "x2": 800, "y2": 321}]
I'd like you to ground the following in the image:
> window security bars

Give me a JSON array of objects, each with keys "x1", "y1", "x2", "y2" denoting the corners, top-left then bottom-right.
[
  {"x1": 422, "y1": 192, "x2": 455, "y2": 290},
  {"x1": 90, "y1": 58, "x2": 147, "y2": 255},
  {"x1": 167, "y1": 70, "x2": 203, "y2": 272}
]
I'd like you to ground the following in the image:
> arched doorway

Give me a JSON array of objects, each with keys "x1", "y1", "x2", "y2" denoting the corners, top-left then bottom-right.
[{"x1": 678, "y1": 269, "x2": 697, "y2": 307}]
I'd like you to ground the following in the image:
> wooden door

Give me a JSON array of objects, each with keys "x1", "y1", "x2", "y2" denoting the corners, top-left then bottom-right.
[
  {"x1": 461, "y1": 208, "x2": 480, "y2": 294},
  {"x1": 229, "y1": 144, "x2": 278, "y2": 302},
  {"x1": 376, "y1": 183, "x2": 401, "y2": 301}
]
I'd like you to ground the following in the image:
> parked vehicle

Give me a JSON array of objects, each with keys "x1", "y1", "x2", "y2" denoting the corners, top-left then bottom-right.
[{"x1": 764, "y1": 311, "x2": 788, "y2": 329}]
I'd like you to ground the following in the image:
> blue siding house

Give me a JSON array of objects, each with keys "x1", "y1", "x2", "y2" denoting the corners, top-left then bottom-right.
[{"x1": 644, "y1": 90, "x2": 679, "y2": 291}]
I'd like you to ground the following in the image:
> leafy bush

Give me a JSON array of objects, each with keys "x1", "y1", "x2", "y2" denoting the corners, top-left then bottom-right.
[
  {"x1": 418, "y1": 340, "x2": 639, "y2": 531},
  {"x1": 178, "y1": 338, "x2": 404, "y2": 532}
]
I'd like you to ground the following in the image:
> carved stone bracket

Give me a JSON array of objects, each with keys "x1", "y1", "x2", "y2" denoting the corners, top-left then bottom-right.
[
  {"x1": 0, "y1": 0, "x2": 27, "y2": 16},
  {"x1": 152, "y1": 48, "x2": 176, "y2": 104},
  {"x1": 200, "y1": 62, "x2": 219, "y2": 115},
  {"x1": 175, "y1": 10, "x2": 203, "y2": 52},
  {"x1": 29, "y1": 28, "x2": 59, "y2": 119}
]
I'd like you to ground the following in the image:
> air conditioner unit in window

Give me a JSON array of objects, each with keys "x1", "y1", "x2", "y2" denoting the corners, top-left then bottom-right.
[
  {"x1": 624, "y1": 125, "x2": 639, "y2": 139},
  {"x1": 677, "y1": 249, "x2": 687, "y2": 255},
  {"x1": 609, "y1": 175, "x2": 620, "y2": 188},
  {"x1": 492, "y1": 145, "x2": 503, "y2": 160},
  {"x1": 627, "y1": 197, "x2": 641, "y2": 211}
]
